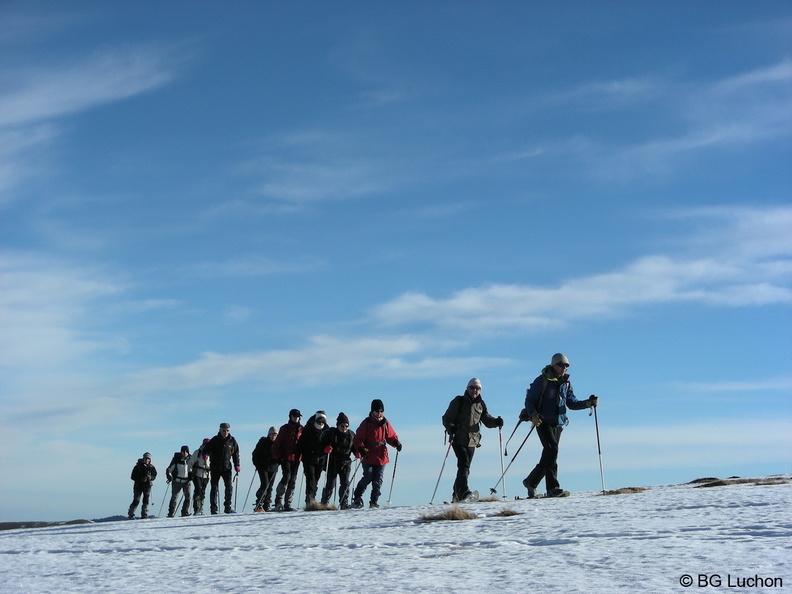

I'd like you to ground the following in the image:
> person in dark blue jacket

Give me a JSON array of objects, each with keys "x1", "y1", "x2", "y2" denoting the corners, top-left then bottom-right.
[{"x1": 521, "y1": 353, "x2": 598, "y2": 498}]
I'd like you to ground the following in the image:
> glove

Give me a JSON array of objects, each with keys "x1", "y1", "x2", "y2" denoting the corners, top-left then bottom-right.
[
  {"x1": 496, "y1": 416, "x2": 504, "y2": 428},
  {"x1": 519, "y1": 408, "x2": 531, "y2": 422},
  {"x1": 324, "y1": 446, "x2": 333, "y2": 454},
  {"x1": 530, "y1": 412, "x2": 543, "y2": 427},
  {"x1": 587, "y1": 395, "x2": 599, "y2": 408},
  {"x1": 354, "y1": 451, "x2": 362, "y2": 459},
  {"x1": 235, "y1": 466, "x2": 241, "y2": 473},
  {"x1": 395, "y1": 441, "x2": 402, "y2": 452},
  {"x1": 166, "y1": 473, "x2": 172, "y2": 483}
]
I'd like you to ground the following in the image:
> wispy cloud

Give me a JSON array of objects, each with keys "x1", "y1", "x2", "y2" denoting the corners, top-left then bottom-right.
[
  {"x1": 127, "y1": 335, "x2": 511, "y2": 392},
  {"x1": 372, "y1": 206, "x2": 792, "y2": 332},
  {"x1": 0, "y1": 47, "x2": 178, "y2": 128}
]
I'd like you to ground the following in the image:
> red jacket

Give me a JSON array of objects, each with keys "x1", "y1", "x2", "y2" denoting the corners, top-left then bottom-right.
[
  {"x1": 354, "y1": 415, "x2": 399, "y2": 466},
  {"x1": 272, "y1": 420, "x2": 302, "y2": 462}
]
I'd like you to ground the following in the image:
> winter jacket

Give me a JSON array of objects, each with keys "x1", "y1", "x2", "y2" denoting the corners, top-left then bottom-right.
[
  {"x1": 524, "y1": 366, "x2": 589, "y2": 427},
  {"x1": 354, "y1": 415, "x2": 399, "y2": 466},
  {"x1": 252, "y1": 437, "x2": 278, "y2": 473},
  {"x1": 272, "y1": 420, "x2": 302, "y2": 462},
  {"x1": 297, "y1": 415, "x2": 330, "y2": 466},
  {"x1": 442, "y1": 391, "x2": 500, "y2": 448},
  {"x1": 192, "y1": 444, "x2": 210, "y2": 479},
  {"x1": 204, "y1": 432, "x2": 240, "y2": 471},
  {"x1": 167, "y1": 453, "x2": 192, "y2": 483},
  {"x1": 321, "y1": 427, "x2": 355, "y2": 461},
  {"x1": 131, "y1": 459, "x2": 157, "y2": 484}
]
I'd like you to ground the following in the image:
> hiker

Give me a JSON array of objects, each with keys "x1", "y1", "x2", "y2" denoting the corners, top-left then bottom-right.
[
  {"x1": 252, "y1": 427, "x2": 279, "y2": 511},
  {"x1": 128, "y1": 452, "x2": 157, "y2": 519},
  {"x1": 166, "y1": 445, "x2": 192, "y2": 517},
  {"x1": 352, "y1": 399, "x2": 401, "y2": 509},
  {"x1": 297, "y1": 411, "x2": 331, "y2": 507},
  {"x1": 320, "y1": 412, "x2": 356, "y2": 509},
  {"x1": 191, "y1": 438, "x2": 211, "y2": 515},
  {"x1": 205, "y1": 422, "x2": 241, "y2": 514},
  {"x1": 442, "y1": 377, "x2": 503, "y2": 502},
  {"x1": 521, "y1": 353, "x2": 598, "y2": 498},
  {"x1": 272, "y1": 409, "x2": 303, "y2": 511}
]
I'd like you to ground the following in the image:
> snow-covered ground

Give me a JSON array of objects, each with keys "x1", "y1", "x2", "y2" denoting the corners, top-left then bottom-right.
[{"x1": 1, "y1": 479, "x2": 789, "y2": 593}]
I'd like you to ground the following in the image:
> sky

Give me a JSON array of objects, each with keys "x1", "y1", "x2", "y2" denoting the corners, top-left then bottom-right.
[{"x1": 0, "y1": 1, "x2": 790, "y2": 522}]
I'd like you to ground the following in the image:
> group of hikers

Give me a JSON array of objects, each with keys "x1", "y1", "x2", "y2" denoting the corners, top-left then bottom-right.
[{"x1": 128, "y1": 353, "x2": 598, "y2": 518}]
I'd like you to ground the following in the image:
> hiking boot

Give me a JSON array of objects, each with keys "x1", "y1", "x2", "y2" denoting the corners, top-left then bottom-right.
[
  {"x1": 522, "y1": 478, "x2": 537, "y2": 499},
  {"x1": 546, "y1": 488, "x2": 570, "y2": 498},
  {"x1": 369, "y1": 501, "x2": 379, "y2": 509},
  {"x1": 352, "y1": 497, "x2": 364, "y2": 509}
]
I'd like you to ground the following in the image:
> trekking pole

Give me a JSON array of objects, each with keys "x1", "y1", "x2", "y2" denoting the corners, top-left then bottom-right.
[
  {"x1": 490, "y1": 425, "x2": 534, "y2": 494},
  {"x1": 592, "y1": 401, "x2": 606, "y2": 494},
  {"x1": 429, "y1": 441, "x2": 453, "y2": 504},
  {"x1": 385, "y1": 450, "x2": 400, "y2": 507},
  {"x1": 498, "y1": 426, "x2": 507, "y2": 499},
  {"x1": 503, "y1": 419, "x2": 522, "y2": 457},
  {"x1": 157, "y1": 485, "x2": 169, "y2": 517},
  {"x1": 233, "y1": 472, "x2": 239, "y2": 511},
  {"x1": 242, "y1": 472, "x2": 256, "y2": 511}
]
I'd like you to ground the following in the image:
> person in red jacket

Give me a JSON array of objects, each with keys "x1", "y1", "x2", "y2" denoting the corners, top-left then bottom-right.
[
  {"x1": 352, "y1": 399, "x2": 402, "y2": 508},
  {"x1": 272, "y1": 409, "x2": 303, "y2": 511}
]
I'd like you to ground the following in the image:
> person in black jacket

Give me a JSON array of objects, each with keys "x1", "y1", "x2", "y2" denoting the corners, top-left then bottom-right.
[
  {"x1": 442, "y1": 378, "x2": 503, "y2": 502},
  {"x1": 128, "y1": 452, "x2": 157, "y2": 519},
  {"x1": 320, "y1": 412, "x2": 356, "y2": 509},
  {"x1": 204, "y1": 422, "x2": 241, "y2": 514},
  {"x1": 252, "y1": 427, "x2": 279, "y2": 511},
  {"x1": 297, "y1": 411, "x2": 330, "y2": 507}
]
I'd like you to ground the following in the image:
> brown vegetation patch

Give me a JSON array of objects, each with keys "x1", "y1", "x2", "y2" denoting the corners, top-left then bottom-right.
[
  {"x1": 694, "y1": 477, "x2": 791, "y2": 489},
  {"x1": 304, "y1": 501, "x2": 337, "y2": 511},
  {"x1": 491, "y1": 507, "x2": 521, "y2": 517},
  {"x1": 419, "y1": 506, "x2": 477, "y2": 522},
  {"x1": 601, "y1": 487, "x2": 647, "y2": 496},
  {"x1": 477, "y1": 496, "x2": 502, "y2": 503}
]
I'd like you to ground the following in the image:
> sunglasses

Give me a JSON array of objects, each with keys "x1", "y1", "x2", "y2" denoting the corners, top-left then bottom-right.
[{"x1": 556, "y1": 362, "x2": 569, "y2": 369}]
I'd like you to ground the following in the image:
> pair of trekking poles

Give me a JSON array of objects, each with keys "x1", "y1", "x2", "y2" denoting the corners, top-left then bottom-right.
[{"x1": 429, "y1": 403, "x2": 605, "y2": 504}]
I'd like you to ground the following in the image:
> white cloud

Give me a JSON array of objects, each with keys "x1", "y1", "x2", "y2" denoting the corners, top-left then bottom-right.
[
  {"x1": 0, "y1": 48, "x2": 177, "y2": 128},
  {"x1": 372, "y1": 206, "x2": 792, "y2": 332}
]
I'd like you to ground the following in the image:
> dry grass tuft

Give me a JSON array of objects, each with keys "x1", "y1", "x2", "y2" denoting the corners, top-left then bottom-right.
[
  {"x1": 601, "y1": 487, "x2": 647, "y2": 496},
  {"x1": 477, "y1": 496, "x2": 502, "y2": 503},
  {"x1": 304, "y1": 501, "x2": 337, "y2": 511},
  {"x1": 491, "y1": 507, "x2": 521, "y2": 517},
  {"x1": 419, "y1": 506, "x2": 477, "y2": 522}
]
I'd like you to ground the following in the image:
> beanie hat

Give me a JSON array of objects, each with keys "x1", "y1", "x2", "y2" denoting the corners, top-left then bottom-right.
[
  {"x1": 219, "y1": 422, "x2": 231, "y2": 430},
  {"x1": 289, "y1": 408, "x2": 302, "y2": 418},
  {"x1": 268, "y1": 426, "x2": 277, "y2": 436},
  {"x1": 180, "y1": 445, "x2": 190, "y2": 454},
  {"x1": 371, "y1": 399, "x2": 385, "y2": 412},
  {"x1": 337, "y1": 412, "x2": 350, "y2": 425},
  {"x1": 551, "y1": 353, "x2": 570, "y2": 366},
  {"x1": 467, "y1": 377, "x2": 482, "y2": 390},
  {"x1": 314, "y1": 410, "x2": 327, "y2": 423},
  {"x1": 143, "y1": 452, "x2": 152, "y2": 460},
  {"x1": 202, "y1": 438, "x2": 210, "y2": 444}
]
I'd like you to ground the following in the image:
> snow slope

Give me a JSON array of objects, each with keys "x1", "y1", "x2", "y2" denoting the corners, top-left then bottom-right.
[{"x1": 1, "y1": 480, "x2": 789, "y2": 593}]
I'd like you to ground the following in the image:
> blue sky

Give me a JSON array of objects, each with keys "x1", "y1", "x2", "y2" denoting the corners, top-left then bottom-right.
[{"x1": 1, "y1": 1, "x2": 790, "y2": 522}]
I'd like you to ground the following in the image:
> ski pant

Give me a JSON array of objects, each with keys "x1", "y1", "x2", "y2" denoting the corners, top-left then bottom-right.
[
  {"x1": 322, "y1": 457, "x2": 351, "y2": 506},
  {"x1": 354, "y1": 463, "x2": 385, "y2": 505},
  {"x1": 128, "y1": 482, "x2": 152, "y2": 518},
  {"x1": 192, "y1": 475, "x2": 208, "y2": 514},
  {"x1": 275, "y1": 460, "x2": 301, "y2": 506},
  {"x1": 525, "y1": 424, "x2": 563, "y2": 493},
  {"x1": 254, "y1": 467, "x2": 277, "y2": 509},
  {"x1": 303, "y1": 460, "x2": 324, "y2": 505},
  {"x1": 168, "y1": 480, "x2": 192, "y2": 516},
  {"x1": 452, "y1": 444, "x2": 476, "y2": 500},
  {"x1": 209, "y1": 468, "x2": 234, "y2": 513}
]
